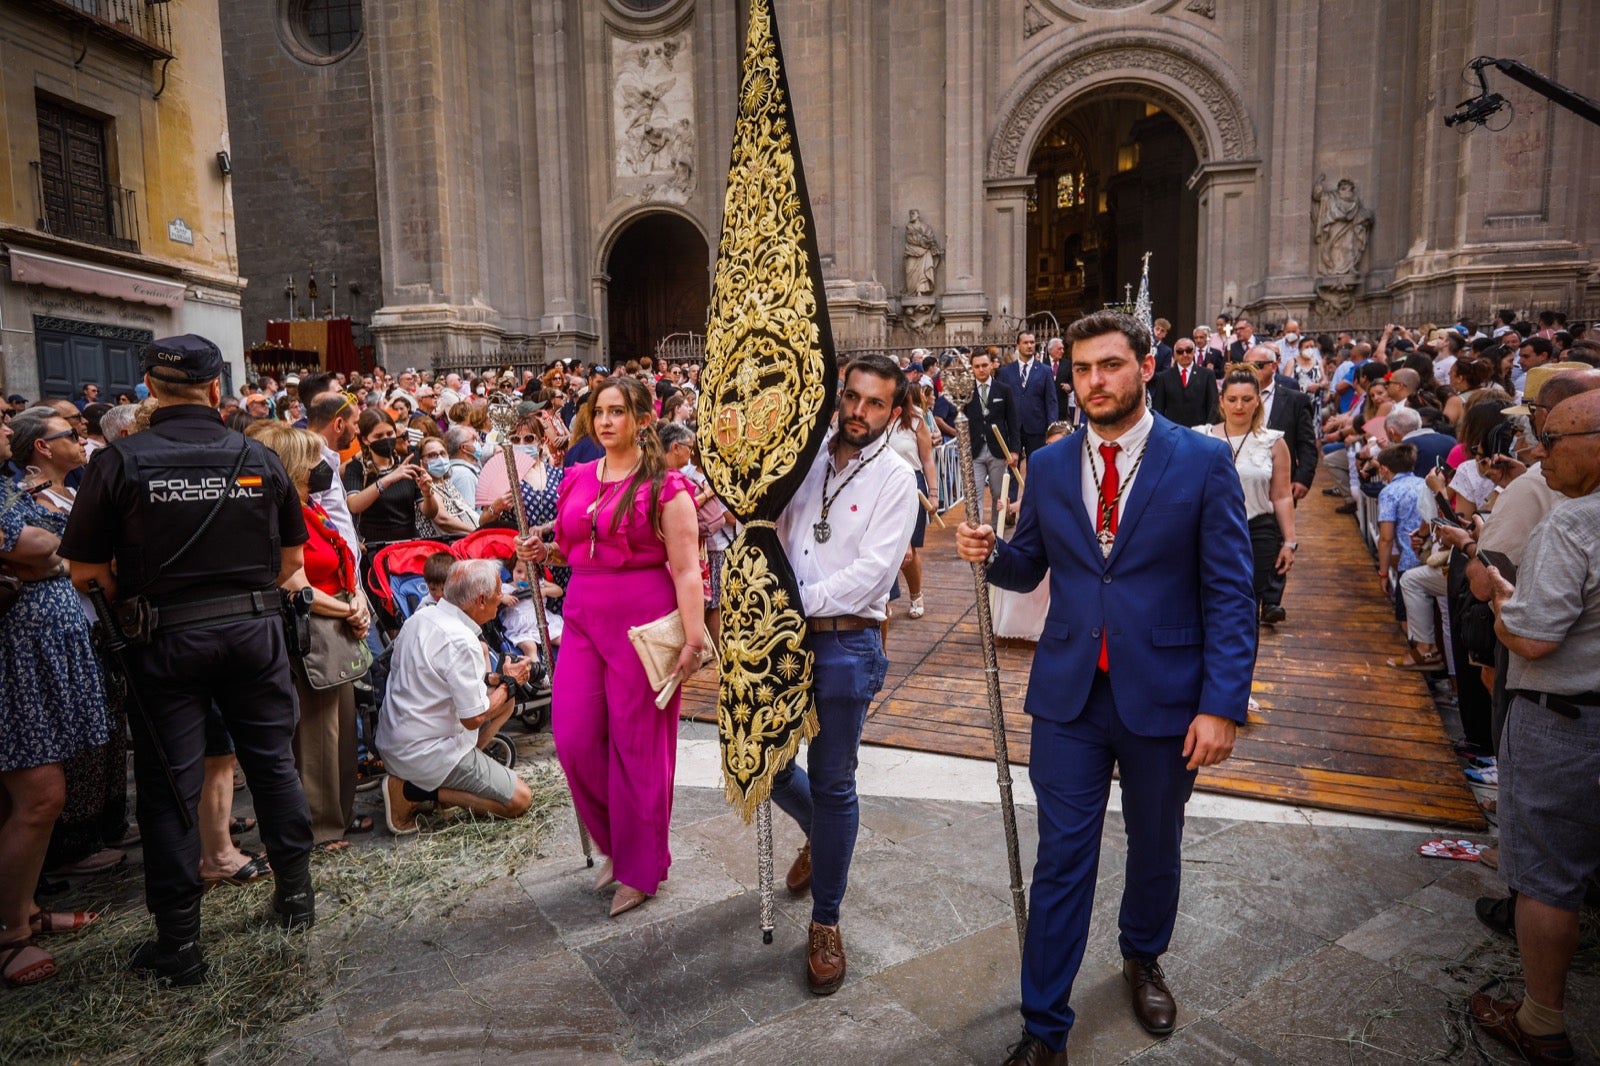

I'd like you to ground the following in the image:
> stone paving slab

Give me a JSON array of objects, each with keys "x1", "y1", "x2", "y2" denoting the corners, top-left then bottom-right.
[{"x1": 277, "y1": 781, "x2": 1596, "y2": 1065}]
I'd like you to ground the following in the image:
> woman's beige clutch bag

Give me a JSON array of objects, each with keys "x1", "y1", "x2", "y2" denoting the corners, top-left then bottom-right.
[{"x1": 627, "y1": 610, "x2": 716, "y2": 709}]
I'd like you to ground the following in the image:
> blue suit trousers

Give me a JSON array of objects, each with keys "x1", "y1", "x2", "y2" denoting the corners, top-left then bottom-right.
[{"x1": 1022, "y1": 671, "x2": 1197, "y2": 1050}]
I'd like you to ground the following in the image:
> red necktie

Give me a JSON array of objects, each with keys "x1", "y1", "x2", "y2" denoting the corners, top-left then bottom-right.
[
  {"x1": 1181, "y1": 367, "x2": 1190, "y2": 388},
  {"x1": 1097, "y1": 442, "x2": 1120, "y2": 672}
]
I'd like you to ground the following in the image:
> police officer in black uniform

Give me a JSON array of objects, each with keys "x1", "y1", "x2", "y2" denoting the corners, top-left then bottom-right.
[{"x1": 61, "y1": 334, "x2": 315, "y2": 984}]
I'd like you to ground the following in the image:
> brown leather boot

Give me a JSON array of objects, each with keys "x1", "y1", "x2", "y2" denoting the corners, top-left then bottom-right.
[
  {"x1": 785, "y1": 841, "x2": 812, "y2": 895},
  {"x1": 1124, "y1": 957, "x2": 1176, "y2": 1036},
  {"x1": 806, "y1": 920, "x2": 845, "y2": 995}
]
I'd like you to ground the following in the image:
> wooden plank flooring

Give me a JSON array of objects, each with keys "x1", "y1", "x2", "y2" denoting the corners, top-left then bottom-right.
[{"x1": 682, "y1": 466, "x2": 1484, "y2": 829}]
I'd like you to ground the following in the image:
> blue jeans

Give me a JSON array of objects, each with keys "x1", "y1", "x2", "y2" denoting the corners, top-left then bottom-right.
[{"x1": 769, "y1": 628, "x2": 888, "y2": 926}]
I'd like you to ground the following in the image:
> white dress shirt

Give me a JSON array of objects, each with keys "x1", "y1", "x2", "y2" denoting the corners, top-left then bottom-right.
[
  {"x1": 376, "y1": 600, "x2": 490, "y2": 791},
  {"x1": 1260, "y1": 385, "x2": 1277, "y2": 427},
  {"x1": 779, "y1": 429, "x2": 918, "y2": 621},
  {"x1": 1080, "y1": 409, "x2": 1156, "y2": 530},
  {"x1": 313, "y1": 441, "x2": 361, "y2": 569},
  {"x1": 1017, "y1": 355, "x2": 1038, "y2": 390}
]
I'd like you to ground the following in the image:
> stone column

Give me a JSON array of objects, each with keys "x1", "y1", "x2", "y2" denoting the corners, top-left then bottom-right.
[
  {"x1": 1260, "y1": 0, "x2": 1319, "y2": 305},
  {"x1": 1189, "y1": 162, "x2": 1261, "y2": 321},
  {"x1": 942, "y1": 0, "x2": 989, "y2": 332},
  {"x1": 531, "y1": 0, "x2": 598, "y2": 363},
  {"x1": 365, "y1": 0, "x2": 502, "y2": 364},
  {"x1": 982, "y1": 177, "x2": 1033, "y2": 341}
]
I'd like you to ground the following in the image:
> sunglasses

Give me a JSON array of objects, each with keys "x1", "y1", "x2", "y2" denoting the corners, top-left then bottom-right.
[
  {"x1": 507, "y1": 434, "x2": 542, "y2": 444},
  {"x1": 1246, "y1": 360, "x2": 1274, "y2": 368},
  {"x1": 1175, "y1": 346, "x2": 1195, "y2": 353},
  {"x1": 1537, "y1": 428, "x2": 1600, "y2": 451},
  {"x1": 41, "y1": 428, "x2": 78, "y2": 442}
]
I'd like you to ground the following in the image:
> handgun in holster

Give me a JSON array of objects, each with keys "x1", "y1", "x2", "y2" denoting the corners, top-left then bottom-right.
[{"x1": 283, "y1": 587, "x2": 314, "y2": 657}]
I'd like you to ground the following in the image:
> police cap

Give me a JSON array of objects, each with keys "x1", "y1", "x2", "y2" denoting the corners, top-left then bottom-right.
[{"x1": 142, "y1": 334, "x2": 224, "y2": 383}]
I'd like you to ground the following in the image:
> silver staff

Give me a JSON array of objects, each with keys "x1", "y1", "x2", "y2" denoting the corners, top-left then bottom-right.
[
  {"x1": 942, "y1": 352, "x2": 1028, "y2": 953},
  {"x1": 489, "y1": 398, "x2": 595, "y2": 868}
]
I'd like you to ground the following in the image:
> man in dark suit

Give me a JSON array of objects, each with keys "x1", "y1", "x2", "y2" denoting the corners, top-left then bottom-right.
[
  {"x1": 959, "y1": 311, "x2": 1256, "y2": 1066},
  {"x1": 1148, "y1": 340, "x2": 1219, "y2": 427},
  {"x1": 1244, "y1": 346, "x2": 1317, "y2": 501},
  {"x1": 1225, "y1": 317, "x2": 1257, "y2": 364},
  {"x1": 1151, "y1": 318, "x2": 1174, "y2": 373},
  {"x1": 998, "y1": 331, "x2": 1059, "y2": 459},
  {"x1": 963, "y1": 348, "x2": 1020, "y2": 527}
]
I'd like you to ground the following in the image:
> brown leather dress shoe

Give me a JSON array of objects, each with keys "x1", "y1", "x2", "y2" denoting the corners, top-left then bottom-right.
[
  {"x1": 806, "y1": 920, "x2": 845, "y2": 995},
  {"x1": 1000, "y1": 1033, "x2": 1068, "y2": 1065},
  {"x1": 1468, "y1": 994, "x2": 1574, "y2": 1064},
  {"x1": 1124, "y1": 957, "x2": 1176, "y2": 1036},
  {"x1": 786, "y1": 841, "x2": 812, "y2": 895}
]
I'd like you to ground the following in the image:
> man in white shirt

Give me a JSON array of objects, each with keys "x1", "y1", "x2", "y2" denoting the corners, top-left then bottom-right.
[
  {"x1": 306, "y1": 392, "x2": 362, "y2": 566},
  {"x1": 772, "y1": 353, "x2": 918, "y2": 996},
  {"x1": 379, "y1": 559, "x2": 534, "y2": 834}
]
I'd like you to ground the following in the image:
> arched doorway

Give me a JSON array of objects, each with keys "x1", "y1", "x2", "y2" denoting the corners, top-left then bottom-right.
[
  {"x1": 604, "y1": 212, "x2": 709, "y2": 366},
  {"x1": 1025, "y1": 99, "x2": 1199, "y2": 332}
]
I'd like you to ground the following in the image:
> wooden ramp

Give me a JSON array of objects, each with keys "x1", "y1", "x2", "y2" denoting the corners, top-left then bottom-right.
[{"x1": 682, "y1": 469, "x2": 1484, "y2": 829}]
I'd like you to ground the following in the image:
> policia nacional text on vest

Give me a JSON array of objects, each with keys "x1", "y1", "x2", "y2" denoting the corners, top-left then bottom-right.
[{"x1": 60, "y1": 334, "x2": 316, "y2": 986}]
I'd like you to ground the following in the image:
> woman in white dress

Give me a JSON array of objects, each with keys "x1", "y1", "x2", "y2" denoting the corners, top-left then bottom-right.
[{"x1": 1199, "y1": 366, "x2": 1298, "y2": 625}]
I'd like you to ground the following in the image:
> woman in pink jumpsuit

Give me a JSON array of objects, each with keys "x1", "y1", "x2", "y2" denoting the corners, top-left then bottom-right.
[{"x1": 543, "y1": 376, "x2": 707, "y2": 916}]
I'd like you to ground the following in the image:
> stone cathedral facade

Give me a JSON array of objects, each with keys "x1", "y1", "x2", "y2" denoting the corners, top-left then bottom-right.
[{"x1": 221, "y1": 0, "x2": 1600, "y2": 371}]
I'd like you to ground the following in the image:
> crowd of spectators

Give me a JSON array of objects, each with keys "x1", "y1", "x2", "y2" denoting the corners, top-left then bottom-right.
[{"x1": 0, "y1": 352, "x2": 739, "y2": 984}]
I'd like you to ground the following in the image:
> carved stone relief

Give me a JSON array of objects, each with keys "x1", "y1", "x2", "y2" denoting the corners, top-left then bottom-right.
[
  {"x1": 1022, "y1": 3, "x2": 1053, "y2": 38},
  {"x1": 613, "y1": 32, "x2": 696, "y2": 204},
  {"x1": 987, "y1": 37, "x2": 1255, "y2": 179},
  {"x1": 1186, "y1": 0, "x2": 1216, "y2": 17}
]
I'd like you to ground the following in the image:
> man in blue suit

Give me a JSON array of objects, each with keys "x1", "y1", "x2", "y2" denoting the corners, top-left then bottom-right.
[
  {"x1": 998, "y1": 331, "x2": 1059, "y2": 459},
  {"x1": 957, "y1": 310, "x2": 1257, "y2": 1066}
]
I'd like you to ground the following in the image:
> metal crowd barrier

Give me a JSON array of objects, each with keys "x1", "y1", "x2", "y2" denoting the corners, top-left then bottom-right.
[{"x1": 934, "y1": 439, "x2": 964, "y2": 514}]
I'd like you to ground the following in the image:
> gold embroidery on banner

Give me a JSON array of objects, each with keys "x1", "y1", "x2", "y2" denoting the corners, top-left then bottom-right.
[
  {"x1": 716, "y1": 533, "x2": 817, "y2": 819},
  {"x1": 696, "y1": 0, "x2": 829, "y2": 516}
]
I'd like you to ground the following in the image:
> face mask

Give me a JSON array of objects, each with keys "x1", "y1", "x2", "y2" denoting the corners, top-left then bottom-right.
[
  {"x1": 515, "y1": 444, "x2": 542, "y2": 459},
  {"x1": 369, "y1": 437, "x2": 397, "y2": 459},
  {"x1": 426, "y1": 458, "x2": 449, "y2": 479},
  {"x1": 307, "y1": 460, "x2": 334, "y2": 494},
  {"x1": 1284, "y1": 332, "x2": 1300, "y2": 344},
  {"x1": 474, "y1": 441, "x2": 494, "y2": 463}
]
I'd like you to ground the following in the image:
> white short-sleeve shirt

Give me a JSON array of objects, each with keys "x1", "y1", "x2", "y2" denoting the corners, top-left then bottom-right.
[{"x1": 376, "y1": 600, "x2": 490, "y2": 790}]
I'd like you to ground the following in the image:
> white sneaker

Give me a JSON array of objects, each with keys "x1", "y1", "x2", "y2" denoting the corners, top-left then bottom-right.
[{"x1": 907, "y1": 595, "x2": 925, "y2": 619}]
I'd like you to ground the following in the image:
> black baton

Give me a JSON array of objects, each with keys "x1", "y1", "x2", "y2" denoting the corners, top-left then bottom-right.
[{"x1": 87, "y1": 579, "x2": 193, "y2": 831}]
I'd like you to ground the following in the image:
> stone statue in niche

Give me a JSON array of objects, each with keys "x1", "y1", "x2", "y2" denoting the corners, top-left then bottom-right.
[
  {"x1": 1311, "y1": 174, "x2": 1373, "y2": 315},
  {"x1": 903, "y1": 209, "x2": 944, "y2": 298},
  {"x1": 1311, "y1": 174, "x2": 1373, "y2": 277}
]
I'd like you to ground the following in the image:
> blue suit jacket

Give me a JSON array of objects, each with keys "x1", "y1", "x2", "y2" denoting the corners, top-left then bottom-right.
[
  {"x1": 998, "y1": 358, "x2": 1059, "y2": 435},
  {"x1": 988, "y1": 415, "x2": 1258, "y2": 735}
]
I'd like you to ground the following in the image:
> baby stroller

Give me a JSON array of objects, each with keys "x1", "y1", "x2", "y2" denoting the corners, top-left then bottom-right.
[{"x1": 366, "y1": 532, "x2": 556, "y2": 769}]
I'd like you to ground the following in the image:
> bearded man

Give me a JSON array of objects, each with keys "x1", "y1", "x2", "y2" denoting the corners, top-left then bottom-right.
[
  {"x1": 772, "y1": 353, "x2": 918, "y2": 996},
  {"x1": 957, "y1": 311, "x2": 1257, "y2": 1064}
]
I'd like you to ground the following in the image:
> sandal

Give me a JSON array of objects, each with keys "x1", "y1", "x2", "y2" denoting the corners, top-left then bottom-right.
[
  {"x1": 202, "y1": 852, "x2": 272, "y2": 888},
  {"x1": 346, "y1": 815, "x2": 374, "y2": 834},
  {"x1": 0, "y1": 937, "x2": 56, "y2": 987},
  {"x1": 907, "y1": 595, "x2": 925, "y2": 620},
  {"x1": 228, "y1": 816, "x2": 257, "y2": 836},
  {"x1": 29, "y1": 909, "x2": 99, "y2": 935},
  {"x1": 314, "y1": 839, "x2": 351, "y2": 853},
  {"x1": 1386, "y1": 645, "x2": 1444, "y2": 670}
]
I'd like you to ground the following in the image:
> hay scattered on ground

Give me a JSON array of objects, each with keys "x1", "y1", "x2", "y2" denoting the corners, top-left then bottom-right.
[{"x1": 0, "y1": 761, "x2": 569, "y2": 1065}]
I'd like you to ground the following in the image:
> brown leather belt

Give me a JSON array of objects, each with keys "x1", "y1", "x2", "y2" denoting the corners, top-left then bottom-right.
[{"x1": 806, "y1": 614, "x2": 881, "y2": 633}]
